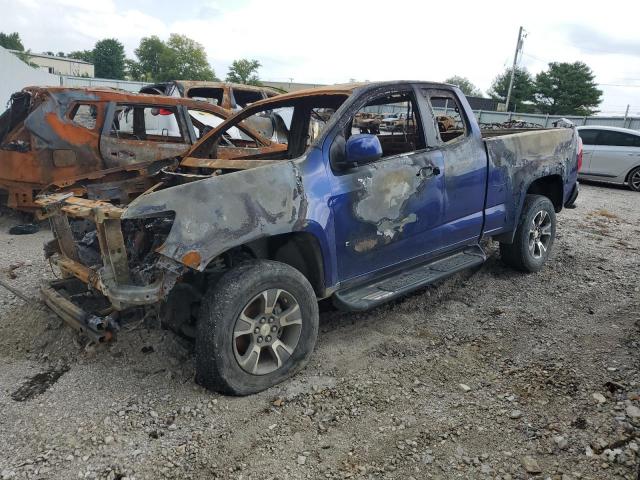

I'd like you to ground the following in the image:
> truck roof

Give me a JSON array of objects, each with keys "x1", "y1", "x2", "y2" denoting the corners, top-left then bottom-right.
[{"x1": 244, "y1": 80, "x2": 457, "y2": 105}]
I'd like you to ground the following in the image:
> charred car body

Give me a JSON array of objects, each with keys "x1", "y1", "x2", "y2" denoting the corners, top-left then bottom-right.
[
  {"x1": 353, "y1": 112, "x2": 383, "y2": 134},
  {"x1": 0, "y1": 87, "x2": 245, "y2": 211},
  {"x1": 139, "y1": 81, "x2": 282, "y2": 112},
  {"x1": 37, "y1": 81, "x2": 581, "y2": 395}
]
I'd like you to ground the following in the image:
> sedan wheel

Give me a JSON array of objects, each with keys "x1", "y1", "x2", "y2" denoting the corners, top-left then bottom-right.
[{"x1": 629, "y1": 167, "x2": 640, "y2": 192}]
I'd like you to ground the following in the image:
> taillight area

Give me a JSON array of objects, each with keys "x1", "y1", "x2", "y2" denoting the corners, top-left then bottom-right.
[{"x1": 577, "y1": 137, "x2": 583, "y2": 172}]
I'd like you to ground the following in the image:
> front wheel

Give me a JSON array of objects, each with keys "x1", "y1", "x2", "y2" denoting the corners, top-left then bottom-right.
[
  {"x1": 195, "y1": 260, "x2": 319, "y2": 395},
  {"x1": 500, "y1": 194, "x2": 556, "y2": 272}
]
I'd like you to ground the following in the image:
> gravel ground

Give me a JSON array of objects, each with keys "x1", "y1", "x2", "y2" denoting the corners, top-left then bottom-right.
[{"x1": 0, "y1": 182, "x2": 638, "y2": 480}]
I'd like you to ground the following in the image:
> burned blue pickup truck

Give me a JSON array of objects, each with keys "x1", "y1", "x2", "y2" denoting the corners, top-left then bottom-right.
[{"x1": 37, "y1": 81, "x2": 581, "y2": 395}]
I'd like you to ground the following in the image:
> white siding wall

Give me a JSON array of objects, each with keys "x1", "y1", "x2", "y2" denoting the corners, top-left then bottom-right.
[{"x1": 0, "y1": 47, "x2": 60, "y2": 109}]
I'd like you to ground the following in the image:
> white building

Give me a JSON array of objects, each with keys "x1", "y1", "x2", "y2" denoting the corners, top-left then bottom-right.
[{"x1": 9, "y1": 50, "x2": 94, "y2": 77}]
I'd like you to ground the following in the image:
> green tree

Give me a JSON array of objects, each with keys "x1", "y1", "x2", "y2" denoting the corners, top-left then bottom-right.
[
  {"x1": 133, "y1": 35, "x2": 169, "y2": 81},
  {"x1": 57, "y1": 51, "x2": 65, "y2": 57},
  {"x1": 92, "y1": 38, "x2": 126, "y2": 79},
  {"x1": 488, "y1": 67, "x2": 535, "y2": 112},
  {"x1": 125, "y1": 59, "x2": 144, "y2": 81},
  {"x1": 164, "y1": 34, "x2": 215, "y2": 81},
  {"x1": 68, "y1": 50, "x2": 94, "y2": 63},
  {"x1": 444, "y1": 76, "x2": 482, "y2": 97},
  {"x1": 128, "y1": 34, "x2": 216, "y2": 82},
  {"x1": 534, "y1": 62, "x2": 602, "y2": 116},
  {"x1": 0, "y1": 32, "x2": 24, "y2": 51},
  {"x1": 226, "y1": 59, "x2": 262, "y2": 85}
]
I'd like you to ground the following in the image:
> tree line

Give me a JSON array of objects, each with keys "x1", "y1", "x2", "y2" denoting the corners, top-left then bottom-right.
[
  {"x1": 0, "y1": 32, "x2": 262, "y2": 85},
  {"x1": 2, "y1": 31, "x2": 603, "y2": 116},
  {"x1": 445, "y1": 63, "x2": 602, "y2": 116}
]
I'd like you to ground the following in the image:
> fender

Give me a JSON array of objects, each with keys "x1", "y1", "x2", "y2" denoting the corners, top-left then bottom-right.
[{"x1": 122, "y1": 155, "x2": 338, "y2": 282}]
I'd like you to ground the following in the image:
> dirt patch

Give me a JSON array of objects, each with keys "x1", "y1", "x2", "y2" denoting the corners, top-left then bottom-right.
[{"x1": 590, "y1": 208, "x2": 621, "y2": 220}]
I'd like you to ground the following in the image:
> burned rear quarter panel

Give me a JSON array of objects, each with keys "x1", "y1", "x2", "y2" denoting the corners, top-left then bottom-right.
[
  {"x1": 484, "y1": 128, "x2": 578, "y2": 235},
  {"x1": 9, "y1": 90, "x2": 104, "y2": 185}
]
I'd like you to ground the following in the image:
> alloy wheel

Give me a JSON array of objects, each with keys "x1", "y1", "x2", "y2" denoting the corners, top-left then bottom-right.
[
  {"x1": 528, "y1": 210, "x2": 552, "y2": 259},
  {"x1": 233, "y1": 289, "x2": 303, "y2": 375},
  {"x1": 630, "y1": 170, "x2": 640, "y2": 191}
]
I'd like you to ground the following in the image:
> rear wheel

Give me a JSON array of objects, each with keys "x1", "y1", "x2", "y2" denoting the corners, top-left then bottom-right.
[
  {"x1": 500, "y1": 194, "x2": 556, "y2": 272},
  {"x1": 628, "y1": 166, "x2": 640, "y2": 192},
  {"x1": 195, "y1": 260, "x2": 319, "y2": 395}
]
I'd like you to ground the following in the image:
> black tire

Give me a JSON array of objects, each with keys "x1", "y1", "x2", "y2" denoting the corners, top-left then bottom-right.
[
  {"x1": 628, "y1": 166, "x2": 640, "y2": 192},
  {"x1": 500, "y1": 194, "x2": 556, "y2": 273},
  {"x1": 195, "y1": 260, "x2": 319, "y2": 395}
]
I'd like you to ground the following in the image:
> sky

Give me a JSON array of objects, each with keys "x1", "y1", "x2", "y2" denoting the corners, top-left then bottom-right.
[{"x1": 2, "y1": 0, "x2": 640, "y2": 115}]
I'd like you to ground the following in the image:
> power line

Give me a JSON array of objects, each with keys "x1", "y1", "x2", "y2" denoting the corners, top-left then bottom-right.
[{"x1": 521, "y1": 52, "x2": 547, "y2": 63}]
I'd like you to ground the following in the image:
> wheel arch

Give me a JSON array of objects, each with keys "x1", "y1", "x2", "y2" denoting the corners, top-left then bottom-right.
[
  {"x1": 205, "y1": 231, "x2": 328, "y2": 299},
  {"x1": 494, "y1": 174, "x2": 564, "y2": 244},
  {"x1": 524, "y1": 175, "x2": 564, "y2": 213}
]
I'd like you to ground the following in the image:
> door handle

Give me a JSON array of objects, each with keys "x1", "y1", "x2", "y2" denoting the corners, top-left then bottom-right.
[{"x1": 418, "y1": 165, "x2": 441, "y2": 178}]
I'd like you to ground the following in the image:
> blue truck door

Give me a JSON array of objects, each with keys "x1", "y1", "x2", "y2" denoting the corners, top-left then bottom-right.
[
  {"x1": 327, "y1": 86, "x2": 447, "y2": 283},
  {"x1": 419, "y1": 88, "x2": 488, "y2": 247}
]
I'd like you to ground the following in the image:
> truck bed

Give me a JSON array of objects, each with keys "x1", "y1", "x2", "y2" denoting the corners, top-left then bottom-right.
[
  {"x1": 480, "y1": 127, "x2": 551, "y2": 138},
  {"x1": 483, "y1": 127, "x2": 576, "y2": 164},
  {"x1": 482, "y1": 126, "x2": 578, "y2": 234}
]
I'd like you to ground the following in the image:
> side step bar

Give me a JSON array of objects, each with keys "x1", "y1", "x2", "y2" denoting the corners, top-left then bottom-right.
[{"x1": 333, "y1": 245, "x2": 486, "y2": 311}]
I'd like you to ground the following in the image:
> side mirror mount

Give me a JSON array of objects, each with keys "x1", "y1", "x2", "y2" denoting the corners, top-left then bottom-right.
[{"x1": 346, "y1": 134, "x2": 382, "y2": 166}]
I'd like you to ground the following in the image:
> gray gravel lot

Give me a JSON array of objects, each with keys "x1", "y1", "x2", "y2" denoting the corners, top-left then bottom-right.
[{"x1": 0, "y1": 182, "x2": 638, "y2": 480}]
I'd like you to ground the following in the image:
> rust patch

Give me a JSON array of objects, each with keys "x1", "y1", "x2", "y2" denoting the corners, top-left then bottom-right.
[
  {"x1": 182, "y1": 251, "x2": 202, "y2": 269},
  {"x1": 0, "y1": 87, "x2": 237, "y2": 211},
  {"x1": 43, "y1": 111, "x2": 95, "y2": 146},
  {"x1": 352, "y1": 238, "x2": 379, "y2": 253}
]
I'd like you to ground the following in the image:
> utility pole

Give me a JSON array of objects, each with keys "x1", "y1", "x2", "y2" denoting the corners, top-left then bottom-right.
[
  {"x1": 505, "y1": 26, "x2": 525, "y2": 113},
  {"x1": 624, "y1": 104, "x2": 630, "y2": 127}
]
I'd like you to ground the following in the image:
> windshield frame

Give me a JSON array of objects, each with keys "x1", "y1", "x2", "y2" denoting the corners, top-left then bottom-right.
[{"x1": 186, "y1": 92, "x2": 353, "y2": 160}]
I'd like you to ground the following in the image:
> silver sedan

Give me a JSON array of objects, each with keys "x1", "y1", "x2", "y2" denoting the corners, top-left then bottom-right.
[{"x1": 577, "y1": 126, "x2": 640, "y2": 191}]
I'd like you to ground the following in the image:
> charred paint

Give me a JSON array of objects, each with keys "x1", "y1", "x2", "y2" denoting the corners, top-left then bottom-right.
[
  {"x1": 353, "y1": 167, "x2": 421, "y2": 238},
  {"x1": 123, "y1": 159, "x2": 307, "y2": 271},
  {"x1": 484, "y1": 127, "x2": 577, "y2": 228}
]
